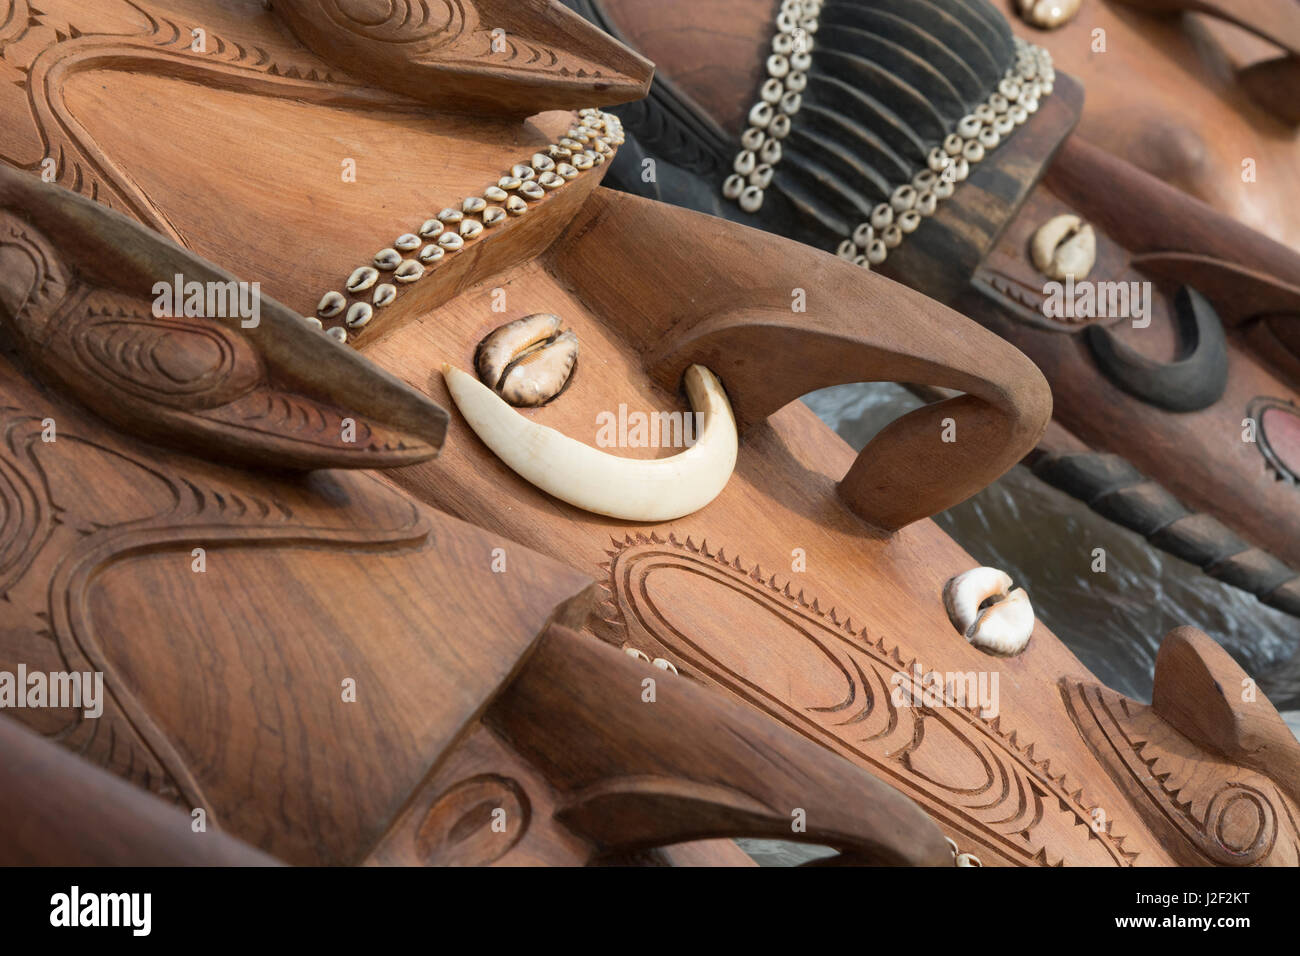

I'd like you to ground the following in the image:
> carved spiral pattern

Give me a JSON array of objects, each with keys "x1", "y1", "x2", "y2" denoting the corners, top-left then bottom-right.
[
  {"x1": 318, "y1": 0, "x2": 463, "y2": 45},
  {"x1": 1205, "y1": 784, "x2": 1275, "y2": 865}
]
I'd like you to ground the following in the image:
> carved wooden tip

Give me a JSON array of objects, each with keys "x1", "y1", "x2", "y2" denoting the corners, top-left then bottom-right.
[
  {"x1": 0, "y1": 166, "x2": 449, "y2": 471},
  {"x1": 271, "y1": 0, "x2": 653, "y2": 114}
]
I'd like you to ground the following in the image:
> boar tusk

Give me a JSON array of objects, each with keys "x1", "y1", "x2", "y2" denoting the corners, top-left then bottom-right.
[{"x1": 442, "y1": 363, "x2": 738, "y2": 522}]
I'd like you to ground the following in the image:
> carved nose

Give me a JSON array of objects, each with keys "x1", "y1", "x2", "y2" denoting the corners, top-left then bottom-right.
[
  {"x1": 271, "y1": 0, "x2": 653, "y2": 114},
  {"x1": 504, "y1": 0, "x2": 655, "y2": 99}
]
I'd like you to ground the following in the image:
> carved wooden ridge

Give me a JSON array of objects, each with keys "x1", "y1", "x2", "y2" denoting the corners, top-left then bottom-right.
[
  {"x1": 1062, "y1": 680, "x2": 1300, "y2": 866},
  {"x1": 589, "y1": 531, "x2": 1139, "y2": 867}
]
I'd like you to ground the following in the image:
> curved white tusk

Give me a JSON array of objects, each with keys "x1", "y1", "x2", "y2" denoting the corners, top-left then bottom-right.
[
  {"x1": 967, "y1": 588, "x2": 1034, "y2": 656},
  {"x1": 943, "y1": 567, "x2": 1013, "y2": 636},
  {"x1": 942, "y1": 567, "x2": 1034, "y2": 655},
  {"x1": 442, "y1": 362, "x2": 738, "y2": 522}
]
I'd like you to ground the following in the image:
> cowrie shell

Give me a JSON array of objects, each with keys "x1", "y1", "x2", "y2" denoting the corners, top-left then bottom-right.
[
  {"x1": 395, "y1": 259, "x2": 425, "y2": 282},
  {"x1": 346, "y1": 266, "x2": 379, "y2": 292},
  {"x1": 373, "y1": 248, "x2": 402, "y2": 270},
  {"x1": 345, "y1": 301, "x2": 373, "y2": 328},
  {"x1": 317, "y1": 291, "x2": 346, "y2": 317}
]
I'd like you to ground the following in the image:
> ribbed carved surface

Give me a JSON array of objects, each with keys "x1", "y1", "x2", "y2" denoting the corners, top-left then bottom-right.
[{"x1": 767, "y1": 0, "x2": 1016, "y2": 245}]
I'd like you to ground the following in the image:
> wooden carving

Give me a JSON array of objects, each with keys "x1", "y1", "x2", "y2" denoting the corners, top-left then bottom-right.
[
  {"x1": 561, "y1": 0, "x2": 1300, "y2": 622},
  {"x1": 1047, "y1": 0, "x2": 1300, "y2": 185},
  {"x1": 0, "y1": 168, "x2": 447, "y2": 468},
  {"x1": 0, "y1": 716, "x2": 279, "y2": 866},
  {"x1": 1064, "y1": 628, "x2": 1300, "y2": 866},
  {"x1": 2, "y1": 0, "x2": 1298, "y2": 869},
  {"x1": 0, "y1": 176, "x2": 955, "y2": 866},
  {"x1": 272, "y1": 0, "x2": 653, "y2": 114}
]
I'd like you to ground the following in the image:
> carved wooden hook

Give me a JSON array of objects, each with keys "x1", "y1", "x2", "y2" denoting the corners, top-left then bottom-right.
[
  {"x1": 550, "y1": 189, "x2": 1052, "y2": 534},
  {"x1": 1084, "y1": 285, "x2": 1229, "y2": 413}
]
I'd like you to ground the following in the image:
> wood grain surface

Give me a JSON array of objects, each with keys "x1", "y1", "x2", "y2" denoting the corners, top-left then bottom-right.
[{"x1": 1, "y1": 0, "x2": 1296, "y2": 867}]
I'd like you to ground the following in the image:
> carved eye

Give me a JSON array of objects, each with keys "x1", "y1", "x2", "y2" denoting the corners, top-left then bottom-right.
[{"x1": 324, "y1": 0, "x2": 460, "y2": 42}]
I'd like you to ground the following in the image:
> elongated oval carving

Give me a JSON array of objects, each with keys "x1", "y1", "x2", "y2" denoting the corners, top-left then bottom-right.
[
  {"x1": 594, "y1": 532, "x2": 1135, "y2": 866},
  {"x1": 415, "y1": 775, "x2": 530, "y2": 866}
]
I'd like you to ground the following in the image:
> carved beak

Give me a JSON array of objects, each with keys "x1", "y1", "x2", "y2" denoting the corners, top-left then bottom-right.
[
  {"x1": 0, "y1": 166, "x2": 448, "y2": 470},
  {"x1": 272, "y1": 0, "x2": 654, "y2": 115}
]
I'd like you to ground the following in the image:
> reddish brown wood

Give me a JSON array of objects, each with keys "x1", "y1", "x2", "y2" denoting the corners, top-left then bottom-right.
[
  {"x1": 1009, "y1": 1, "x2": 1300, "y2": 250},
  {"x1": 1113, "y1": 0, "x2": 1300, "y2": 57},
  {"x1": 1, "y1": 0, "x2": 1293, "y2": 868},
  {"x1": 0, "y1": 164, "x2": 448, "y2": 470},
  {"x1": 0, "y1": 715, "x2": 279, "y2": 866},
  {"x1": 1152, "y1": 626, "x2": 1300, "y2": 806},
  {"x1": 962, "y1": 135, "x2": 1300, "y2": 573},
  {"x1": 1063, "y1": 626, "x2": 1300, "y2": 866}
]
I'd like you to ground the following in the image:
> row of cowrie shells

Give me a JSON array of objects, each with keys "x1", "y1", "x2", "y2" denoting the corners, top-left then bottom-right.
[
  {"x1": 837, "y1": 39, "x2": 1054, "y2": 271},
  {"x1": 307, "y1": 109, "x2": 625, "y2": 344},
  {"x1": 624, "y1": 646, "x2": 680, "y2": 674},
  {"x1": 720, "y1": 0, "x2": 822, "y2": 214}
]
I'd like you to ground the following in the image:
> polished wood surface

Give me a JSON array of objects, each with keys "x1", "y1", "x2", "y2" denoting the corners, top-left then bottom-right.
[
  {"x1": 0, "y1": 715, "x2": 279, "y2": 866},
  {"x1": 272, "y1": 0, "x2": 654, "y2": 115},
  {"x1": 0, "y1": 188, "x2": 952, "y2": 863},
  {"x1": 1, "y1": 0, "x2": 1296, "y2": 867}
]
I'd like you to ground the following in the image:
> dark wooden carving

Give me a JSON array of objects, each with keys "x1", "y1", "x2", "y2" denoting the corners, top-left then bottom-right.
[
  {"x1": 1083, "y1": 286, "x2": 1229, "y2": 413},
  {"x1": 1027, "y1": 444, "x2": 1300, "y2": 617},
  {"x1": 0, "y1": 165, "x2": 448, "y2": 469},
  {"x1": 0, "y1": 211, "x2": 952, "y2": 864}
]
